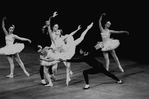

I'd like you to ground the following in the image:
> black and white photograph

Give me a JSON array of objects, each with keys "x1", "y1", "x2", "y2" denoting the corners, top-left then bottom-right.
[{"x1": 0, "y1": 1, "x2": 148, "y2": 99}]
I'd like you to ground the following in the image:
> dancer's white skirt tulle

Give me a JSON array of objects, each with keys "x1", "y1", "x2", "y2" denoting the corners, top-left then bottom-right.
[
  {"x1": 100, "y1": 39, "x2": 120, "y2": 51},
  {"x1": 53, "y1": 35, "x2": 76, "y2": 60},
  {"x1": 0, "y1": 43, "x2": 24, "y2": 55},
  {"x1": 40, "y1": 60, "x2": 59, "y2": 66}
]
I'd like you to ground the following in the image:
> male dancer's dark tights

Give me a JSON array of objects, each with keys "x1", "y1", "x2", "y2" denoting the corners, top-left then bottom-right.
[
  {"x1": 40, "y1": 66, "x2": 53, "y2": 80},
  {"x1": 83, "y1": 63, "x2": 120, "y2": 84}
]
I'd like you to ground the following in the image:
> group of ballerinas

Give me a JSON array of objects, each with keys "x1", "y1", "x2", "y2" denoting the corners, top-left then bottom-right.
[
  {"x1": 37, "y1": 12, "x2": 128, "y2": 88},
  {"x1": 0, "y1": 12, "x2": 128, "y2": 89},
  {"x1": 39, "y1": 11, "x2": 94, "y2": 86}
]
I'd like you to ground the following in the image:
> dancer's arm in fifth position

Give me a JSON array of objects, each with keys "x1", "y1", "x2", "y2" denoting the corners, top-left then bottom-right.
[
  {"x1": 2, "y1": 17, "x2": 8, "y2": 36},
  {"x1": 47, "y1": 11, "x2": 58, "y2": 45},
  {"x1": 99, "y1": 13, "x2": 106, "y2": 33}
]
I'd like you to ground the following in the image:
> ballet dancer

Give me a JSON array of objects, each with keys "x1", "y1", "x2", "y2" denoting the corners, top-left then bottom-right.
[
  {"x1": 1, "y1": 17, "x2": 31, "y2": 78},
  {"x1": 38, "y1": 45, "x2": 49, "y2": 85},
  {"x1": 66, "y1": 44, "x2": 123, "y2": 90},
  {"x1": 43, "y1": 11, "x2": 94, "y2": 86},
  {"x1": 38, "y1": 45, "x2": 61, "y2": 87},
  {"x1": 98, "y1": 13, "x2": 129, "y2": 72},
  {"x1": 50, "y1": 23, "x2": 93, "y2": 86},
  {"x1": 41, "y1": 11, "x2": 60, "y2": 81},
  {"x1": 38, "y1": 45, "x2": 57, "y2": 85}
]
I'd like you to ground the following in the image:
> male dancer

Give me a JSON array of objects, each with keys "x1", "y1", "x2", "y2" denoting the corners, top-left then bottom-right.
[{"x1": 66, "y1": 44, "x2": 123, "y2": 89}]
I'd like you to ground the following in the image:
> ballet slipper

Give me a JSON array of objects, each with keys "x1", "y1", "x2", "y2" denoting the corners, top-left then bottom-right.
[
  {"x1": 41, "y1": 79, "x2": 46, "y2": 85},
  {"x1": 83, "y1": 84, "x2": 90, "y2": 90},
  {"x1": 6, "y1": 74, "x2": 14, "y2": 78},
  {"x1": 120, "y1": 69, "x2": 124, "y2": 73},
  {"x1": 66, "y1": 78, "x2": 71, "y2": 86},
  {"x1": 118, "y1": 66, "x2": 124, "y2": 72},
  {"x1": 106, "y1": 68, "x2": 109, "y2": 71},
  {"x1": 45, "y1": 83, "x2": 53, "y2": 87},
  {"x1": 24, "y1": 71, "x2": 30, "y2": 77},
  {"x1": 116, "y1": 80, "x2": 123, "y2": 84}
]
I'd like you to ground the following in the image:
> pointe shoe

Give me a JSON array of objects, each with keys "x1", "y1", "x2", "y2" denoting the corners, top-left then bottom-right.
[
  {"x1": 6, "y1": 74, "x2": 14, "y2": 78},
  {"x1": 24, "y1": 71, "x2": 30, "y2": 77},
  {"x1": 70, "y1": 71, "x2": 73, "y2": 75},
  {"x1": 66, "y1": 78, "x2": 71, "y2": 86},
  {"x1": 41, "y1": 79, "x2": 46, "y2": 85},
  {"x1": 106, "y1": 68, "x2": 109, "y2": 71},
  {"x1": 45, "y1": 83, "x2": 53, "y2": 87},
  {"x1": 121, "y1": 69, "x2": 124, "y2": 73},
  {"x1": 116, "y1": 80, "x2": 123, "y2": 84},
  {"x1": 83, "y1": 85, "x2": 90, "y2": 90},
  {"x1": 119, "y1": 67, "x2": 124, "y2": 73}
]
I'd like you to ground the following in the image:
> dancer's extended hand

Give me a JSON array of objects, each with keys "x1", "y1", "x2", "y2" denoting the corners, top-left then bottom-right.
[
  {"x1": 95, "y1": 42, "x2": 103, "y2": 50},
  {"x1": 38, "y1": 45, "x2": 42, "y2": 49},
  {"x1": 87, "y1": 22, "x2": 94, "y2": 29},
  {"x1": 37, "y1": 45, "x2": 42, "y2": 52},
  {"x1": 3, "y1": 17, "x2": 7, "y2": 20},
  {"x1": 84, "y1": 52, "x2": 89, "y2": 56},
  {"x1": 28, "y1": 39, "x2": 32, "y2": 43},
  {"x1": 77, "y1": 25, "x2": 81, "y2": 30},
  {"x1": 102, "y1": 13, "x2": 106, "y2": 16},
  {"x1": 53, "y1": 11, "x2": 58, "y2": 17},
  {"x1": 125, "y1": 31, "x2": 129, "y2": 35}
]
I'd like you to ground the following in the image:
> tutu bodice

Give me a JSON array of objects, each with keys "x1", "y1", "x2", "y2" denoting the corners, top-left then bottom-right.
[
  {"x1": 5, "y1": 34, "x2": 15, "y2": 46},
  {"x1": 101, "y1": 30, "x2": 111, "y2": 42},
  {"x1": 50, "y1": 34, "x2": 66, "y2": 52},
  {"x1": 99, "y1": 30, "x2": 120, "y2": 51},
  {"x1": 55, "y1": 36, "x2": 65, "y2": 48}
]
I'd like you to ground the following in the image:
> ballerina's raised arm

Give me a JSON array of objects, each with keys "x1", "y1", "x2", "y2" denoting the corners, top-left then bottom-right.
[
  {"x1": 99, "y1": 13, "x2": 106, "y2": 32},
  {"x1": 2, "y1": 17, "x2": 8, "y2": 36},
  {"x1": 69, "y1": 25, "x2": 81, "y2": 36},
  {"x1": 48, "y1": 12, "x2": 59, "y2": 44}
]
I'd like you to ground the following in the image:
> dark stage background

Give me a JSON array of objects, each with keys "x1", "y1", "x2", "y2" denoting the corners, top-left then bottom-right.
[{"x1": 0, "y1": 1, "x2": 148, "y2": 63}]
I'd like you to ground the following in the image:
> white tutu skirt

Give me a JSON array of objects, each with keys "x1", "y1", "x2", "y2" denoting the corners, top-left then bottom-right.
[
  {"x1": 101, "y1": 39, "x2": 120, "y2": 51},
  {"x1": 0, "y1": 43, "x2": 24, "y2": 55},
  {"x1": 54, "y1": 35, "x2": 76, "y2": 60},
  {"x1": 40, "y1": 60, "x2": 59, "y2": 66}
]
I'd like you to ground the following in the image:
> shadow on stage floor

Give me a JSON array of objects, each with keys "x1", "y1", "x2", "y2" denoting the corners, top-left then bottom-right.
[{"x1": 0, "y1": 48, "x2": 149, "y2": 99}]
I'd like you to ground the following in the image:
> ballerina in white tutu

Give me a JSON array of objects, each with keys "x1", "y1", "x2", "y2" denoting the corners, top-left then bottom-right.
[
  {"x1": 97, "y1": 13, "x2": 129, "y2": 72},
  {"x1": 42, "y1": 12, "x2": 63, "y2": 82},
  {"x1": 1, "y1": 17, "x2": 31, "y2": 78},
  {"x1": 43, "y1": 11, "x2": 94, "y2": 85},
  {"x1": 38, "y1": 45, "x2": 61, "y2": 87}
]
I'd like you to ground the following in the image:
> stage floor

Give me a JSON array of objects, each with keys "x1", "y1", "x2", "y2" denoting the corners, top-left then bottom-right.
[{"x1": 0, "y1": 48, "x2": 149, "y2": 99}]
